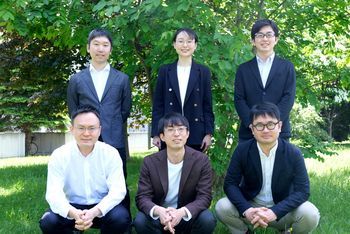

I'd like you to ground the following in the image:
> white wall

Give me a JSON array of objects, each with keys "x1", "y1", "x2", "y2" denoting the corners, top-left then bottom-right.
[{"x1": 0, "y1": 132, "x2": 25, "y2": 158}]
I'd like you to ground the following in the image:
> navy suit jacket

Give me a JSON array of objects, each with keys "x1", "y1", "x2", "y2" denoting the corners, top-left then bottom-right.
[
  {"x1": 224, "y1": 138, "x2": 310, "y2": 219},
  {"x1": 234, "y1": 56, "x2": 296, "y2": 140},
  {"x1": 151, "y1": 60, "x2": 214, "y2": 145},
  {"x1": 67, "y1": 66, "x2": 131, "y2": 148},
  {"x1": 136, "y1": 146, "x2": 213, "y2": 219}
]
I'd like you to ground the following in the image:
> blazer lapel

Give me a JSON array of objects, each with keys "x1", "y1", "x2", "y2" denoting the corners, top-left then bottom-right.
[
  {"x1": 178, "y1": 146, "x2": 195, "y2": 196},
  {"x1": 84, "y1": 68, "x2": 99, "y2": 101},
  {"x1": 249, "y1": 58, "x2": 264, "y2": 89},
  {"x1": 271, "y1": 139, "x2": 284, "y2": 186},
  {"x1": 168, "y1": 62, "x2": 182, "y2": 106},
  {"x1": 101, "y1": 68, "x2": 115, "y2": 101},
  {"x1": 250, "y1": 143, "x2": 263, "y2": 185},
  {"x1": 157, "y1": 151, "x2": 169, "y2": 194},
  {"x1": 265, "y1": 56, "x2": 279, "y2": 88},
  {"x1": 184, "y1": 61, "x2": 199, "y2": 105}
]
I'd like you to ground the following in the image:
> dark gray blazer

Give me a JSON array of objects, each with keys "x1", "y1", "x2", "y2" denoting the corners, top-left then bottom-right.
[
  {"x1": 67, "y1": 66, "x2": 131, "y2": 148},
  {"x1": 224, "y1": 138, "x2": 310, "y2": 219},
  {"x1": 234, "y1": 56, "x2": 296, "y2": 140},
  {"x1": 136, "y1": 146, "x2": 213, "y2": 219}
]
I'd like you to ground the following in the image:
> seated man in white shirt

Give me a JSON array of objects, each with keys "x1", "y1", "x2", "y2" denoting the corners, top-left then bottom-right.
[
  {"x1": 134, "y1": 112, "x2": 216, "y2": 234},
  {"x1": 39, "y1": 106, "x2": 130, "y2": 234}
]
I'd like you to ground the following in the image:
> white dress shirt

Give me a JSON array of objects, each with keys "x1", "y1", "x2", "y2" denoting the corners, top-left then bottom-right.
[
  {"x1": 177, "y1": 65, "x2": 191, "y2": 112},
  {"x1": 253, "y1": 141, "x2": 278, "y2": 207},
  {"x1": 90, "y1": 63, "x2": 110, "y2": 101},
  {"x1": 45, "y1": 141, "x2": 126, "y2": 218},
  {"x1": 256, "y1": 53, "x2": 275, "y2": 87}
]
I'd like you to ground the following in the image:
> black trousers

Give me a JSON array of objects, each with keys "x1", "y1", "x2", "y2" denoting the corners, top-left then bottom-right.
[
  {"x1": 133, "y1": 209, "x2": 216, "y2": 234},
  {"x1": 39, "y1": 203, "x2": 130, "y2": 234}
]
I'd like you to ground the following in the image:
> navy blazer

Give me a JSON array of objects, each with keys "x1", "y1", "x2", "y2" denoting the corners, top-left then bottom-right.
[
  {"x1": 224, "y1": 138, "x2": 310, "y2": 219},
  {"x1": 151, "y1": 60, "x2": 214, "y2": 145},
  {"x1": 234, "y1": 56, "x2": 296, "y2": 140},
  {"x1": 67, "y1": 66, "x2": 131, "y2": 148},
  {"x1": 136, "y1": 146, "x2": 213, "y2": 219}
]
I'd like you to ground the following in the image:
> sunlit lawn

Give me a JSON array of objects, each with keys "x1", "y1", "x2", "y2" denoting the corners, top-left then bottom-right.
[{"x1": 0, "y1": 145, "x2": 349, "y2": 233}]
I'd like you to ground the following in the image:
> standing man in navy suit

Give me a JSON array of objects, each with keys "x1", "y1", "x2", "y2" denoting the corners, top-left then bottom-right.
[
  {"x1": 67, "y1": 28, "x2": 131, "y2": 176},
  {"x1": 152, "y1": 28, "x2": 214, "y2": 152},
  {"x1": 234, "y1": 19, "x2": 296, "y2": 142}
]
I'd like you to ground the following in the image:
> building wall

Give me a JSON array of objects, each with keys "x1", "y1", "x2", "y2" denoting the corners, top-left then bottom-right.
[
  {"x1": 0, "y1": 132, "x2": 25, "y2": 158},
  {"x1": 0, "y1": 129, "x2": 150, "y2": 158}
]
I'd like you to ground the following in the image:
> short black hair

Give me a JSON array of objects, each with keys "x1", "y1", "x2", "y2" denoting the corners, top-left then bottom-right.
[
  {"x1": 71, "y1": 105, "x2": 101, "y2": 125},
  {"x1": 251, "y1": 19, "x2": 279, "y2": 40},
  {"x1": 249, "y1": 102, "x2": 281, "y2": 123},
  {"x1": 172, "y1": 28, "x2": 198, "y2": 43},
  {"x1": 87, "y1": 28, "x2": 113, "y2": 48},
  {"x1": 157, "y1": 112, "x2": 190, "y2": 135}
]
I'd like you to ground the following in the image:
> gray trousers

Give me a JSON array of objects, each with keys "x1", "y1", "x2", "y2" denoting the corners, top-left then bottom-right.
[{"x1": 215, "y1": 197, "x2": 320, "y2": 234}]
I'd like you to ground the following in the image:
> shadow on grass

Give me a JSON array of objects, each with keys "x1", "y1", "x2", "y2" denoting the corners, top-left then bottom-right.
[{"x1": 0, "y1": 164, "x2": 47, "y2": 233}]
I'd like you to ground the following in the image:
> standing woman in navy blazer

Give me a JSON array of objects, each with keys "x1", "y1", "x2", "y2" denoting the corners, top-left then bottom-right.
[
  {"x1": 151, "y1": 28, "x2": 214, "y2": 152},
  {"x1": 234, "y1": 19, "x2": 296, "y2": 142}
]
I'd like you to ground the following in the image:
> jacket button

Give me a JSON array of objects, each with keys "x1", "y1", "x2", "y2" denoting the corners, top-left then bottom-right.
[
  {"x1": 194, "y1": 104, "x2": 198, "y2": 107},
  {"x1": 195, "y1": 118, "x2": 198, "y2": 121},
  {"x1": 169, "y1": 88, "x2": 172, "y2": 92},
  {"x1": 169, "y1": 102, "x2": 173, "y2": 105},
  {"x1": 196, "y1": 88, "x2": 200, "y2": 91}
]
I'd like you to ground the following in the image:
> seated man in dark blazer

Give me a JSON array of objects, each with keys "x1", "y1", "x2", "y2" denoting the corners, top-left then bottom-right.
[
  {"x1": 215, "y1": 102, "x2": 319, "y2": 234},
  {"x1": 134, "y1": 112, "x2": 216, "y2": 234}
]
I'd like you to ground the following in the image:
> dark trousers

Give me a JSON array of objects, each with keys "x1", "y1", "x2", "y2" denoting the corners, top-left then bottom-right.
[
  {"x1": 39, "y1": 203, "x2": 130, "y2": 234},
  {"x1": 133, "y1": 209, "x2": 216, "y2": 234}
]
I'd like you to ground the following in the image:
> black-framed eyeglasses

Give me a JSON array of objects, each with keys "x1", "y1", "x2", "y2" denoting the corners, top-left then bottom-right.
[
  {"x1": 255, "y1": 32, "x2": 275, "y2": 39},
  {"x1": 252, "y1": 121, "x2": 279, "y2": 131}
]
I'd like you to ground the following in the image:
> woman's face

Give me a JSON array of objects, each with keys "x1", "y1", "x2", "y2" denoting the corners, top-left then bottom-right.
[{"x1": 173, "y1": 31, "x2": 197, "y2": 58}]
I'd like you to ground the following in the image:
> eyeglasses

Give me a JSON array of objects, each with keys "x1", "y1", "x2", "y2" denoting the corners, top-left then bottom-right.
[
  {"x1": 255, "y1": 32, "x2": 275, "y2": 39},
  {"x1": 175, "y1": 40, "x2": 195, "y2": 46},
  {"x1": 252, "y1": 122, "x2": 279, "y2": 131},
  {"x1": 75, "y1": 126, "x2": 100, "y2": 134},
  {"x1": 165, "y1": 126, "x2": 187, "y2": 134}
]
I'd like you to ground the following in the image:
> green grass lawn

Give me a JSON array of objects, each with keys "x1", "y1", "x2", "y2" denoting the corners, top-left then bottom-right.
[{"x1": 1, "y1": 145, "x2": 349, "y2": 234}]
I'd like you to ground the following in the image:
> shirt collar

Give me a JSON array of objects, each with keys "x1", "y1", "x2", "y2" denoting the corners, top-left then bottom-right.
[
  {"x1": 89, "y1": 63, "x2": 110, "y2": 73},
  {"x1": 257, "y1": 140, "x2": 278, "y2": 157},
  {"x1": 256, "y1": 53, "x2": 275, "y2": 64}
]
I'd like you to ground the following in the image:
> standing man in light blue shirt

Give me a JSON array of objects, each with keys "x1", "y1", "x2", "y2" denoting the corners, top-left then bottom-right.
[
  {"x1": 39, "y1": 106, "x2": 130, "y2": 234},
  {"x1": 234, "y1": 19, "x2": 296, "y2": 142}
]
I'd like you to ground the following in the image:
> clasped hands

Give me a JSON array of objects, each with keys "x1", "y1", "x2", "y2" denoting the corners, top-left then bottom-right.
[
  {"x1": 69, "y1": 207, "x2": 101, "y2": 231},
  {"x1": 244, "y1": 207, "x2": 277, "y2": 229},
  {"x1": 155, "y1": 206, "x2": 187, "y2": 234}
]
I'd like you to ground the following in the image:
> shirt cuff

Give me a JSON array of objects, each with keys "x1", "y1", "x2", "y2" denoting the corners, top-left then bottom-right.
[
  {"x1": 182, "y1": 207, "x2": 192, "y2": 221},
  {"x1": 150, "y1": 206, "x2": 160, "y2": 220}
]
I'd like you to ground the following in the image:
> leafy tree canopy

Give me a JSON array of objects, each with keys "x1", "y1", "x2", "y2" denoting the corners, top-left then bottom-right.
[{"x1": 1, "y1": 0, "x2": 349, "y2": 170}]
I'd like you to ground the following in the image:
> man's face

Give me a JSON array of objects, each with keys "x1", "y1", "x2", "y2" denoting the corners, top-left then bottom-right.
[
  {"x1": 173, "y1": 31, "x2": 197, "y2": 58},
  {"x1": 250, "y1": 114, "x2": 281, "y2": 145},
  {"x1": 71, "y1": 112, "x2": 101, "y2": 150},
  {"x1": 160, "y1": 125, "x2": 189, "y2": 150},
  {"x1": 87, "y1": 36, "x2": 112, "y2": 65},
  {"x1": 252, "y1": 25, "x2": 278, "y2": 55}
]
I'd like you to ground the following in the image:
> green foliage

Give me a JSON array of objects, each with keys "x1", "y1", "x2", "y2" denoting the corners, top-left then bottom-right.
[
  {"x1": 1, "y1": 0, "x2": 349, "y2": 169},
  {"x1": 290, "y1": 104, "x2": 335, "y2": 161}
]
